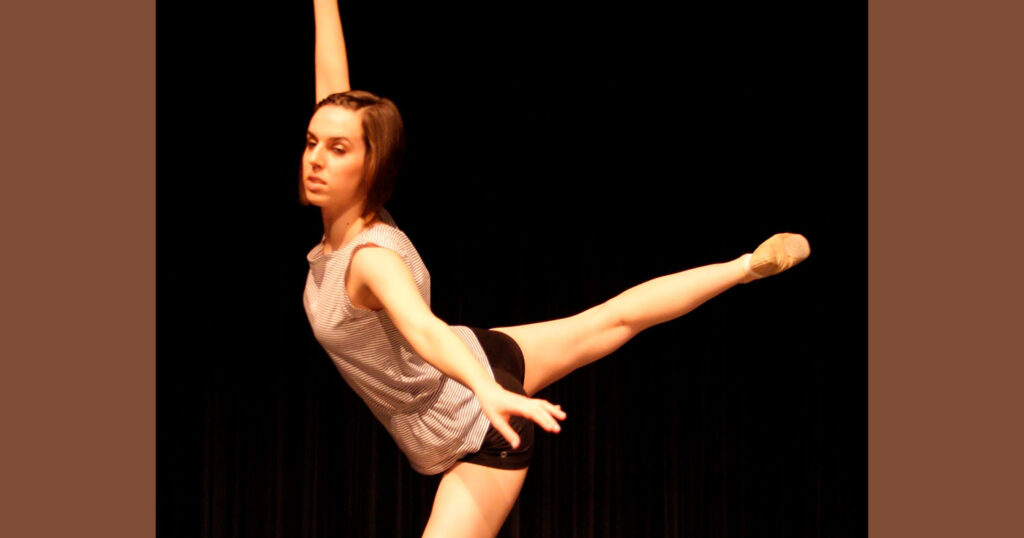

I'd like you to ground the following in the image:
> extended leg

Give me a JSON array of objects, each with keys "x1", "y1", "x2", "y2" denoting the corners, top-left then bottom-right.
[
  {"x1": 495, "y1": 233, "x2": 810, "y2": 396},
  {"x1": 495, "y1": 255, "x2": 750, "y2": 396},
  {"x1": 421, "y1": 462, "x2": 529, "y2": 538}
]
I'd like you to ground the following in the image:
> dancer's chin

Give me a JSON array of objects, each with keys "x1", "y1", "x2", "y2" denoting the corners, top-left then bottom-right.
[{"x1": 303, "y1": 191, "x2": 330, "y2": 208}]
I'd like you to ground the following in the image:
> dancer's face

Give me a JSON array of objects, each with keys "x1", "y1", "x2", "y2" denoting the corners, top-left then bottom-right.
[{"x1": 303, "y1": 106, "x2": 368, "y2": 211}]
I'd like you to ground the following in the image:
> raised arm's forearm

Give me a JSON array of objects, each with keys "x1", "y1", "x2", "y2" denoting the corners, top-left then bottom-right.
[
  {"x1": 314, "y1": 0, "x2": 350, "y2": 101},
  {"x1": 406, "y1": 318, "x2": 502, "y2": 396}
]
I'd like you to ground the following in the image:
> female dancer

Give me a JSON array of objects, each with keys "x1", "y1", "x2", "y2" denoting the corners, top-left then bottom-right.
[{"x1": 300, "y1": 1, "x2": 810, "y2": 536}]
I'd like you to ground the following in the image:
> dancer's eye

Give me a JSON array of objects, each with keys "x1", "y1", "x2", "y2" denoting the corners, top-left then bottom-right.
[{"x1": 331, "y1": 147, "x2": 346, "y2": 155}]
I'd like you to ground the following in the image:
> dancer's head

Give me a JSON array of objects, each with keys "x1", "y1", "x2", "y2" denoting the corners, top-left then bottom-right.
[{"x1": 299, "y1": 90, "x2": 405, "y2": 218}]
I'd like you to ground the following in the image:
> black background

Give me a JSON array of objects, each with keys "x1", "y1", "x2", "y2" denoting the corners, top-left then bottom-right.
[{"x1": 158, "y1": 1, "x2": 864, "y2": 536}]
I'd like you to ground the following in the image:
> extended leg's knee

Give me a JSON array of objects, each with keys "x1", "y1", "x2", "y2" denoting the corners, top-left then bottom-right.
[
  {"x1": 572, "y1": 300, "x2": 642, "y2": 364},
  {"x1": 600, "y1": 295, "x2": 646, "y2": 336}
]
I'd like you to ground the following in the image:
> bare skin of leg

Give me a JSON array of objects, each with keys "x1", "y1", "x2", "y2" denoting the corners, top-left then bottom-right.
[
  {"x1": 494, "y1": 255, "x2": 752, "y2": 397},
  {"x1": 422, "y1": 462, "x2": 529, "y2": 538}
]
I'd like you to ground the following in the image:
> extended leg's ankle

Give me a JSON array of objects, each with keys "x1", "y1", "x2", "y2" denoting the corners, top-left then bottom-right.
[{"x1": 737, "y1": 254, "x2": 759, "y2": 284}]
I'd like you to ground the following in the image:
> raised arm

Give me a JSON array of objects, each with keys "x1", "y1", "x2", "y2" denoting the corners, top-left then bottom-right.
[
  {"x1": 314, "y1": 0, "x2": 351, "y2": 102},
  {"x1": 349, "y1": 245, "x2": 567, "y2": 448}
]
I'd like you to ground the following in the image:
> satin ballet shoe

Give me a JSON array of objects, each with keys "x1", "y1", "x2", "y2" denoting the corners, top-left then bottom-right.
[{"x1": 742, "y1": 233, "x2": 810, "y2": 281}]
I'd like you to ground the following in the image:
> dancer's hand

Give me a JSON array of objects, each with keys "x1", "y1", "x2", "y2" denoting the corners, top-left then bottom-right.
[{"x1": 475, "y1": 384, "x2": 567, "y2": 449}]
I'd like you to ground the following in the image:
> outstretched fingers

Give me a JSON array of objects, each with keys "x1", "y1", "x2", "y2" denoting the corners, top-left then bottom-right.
[
  {"x1": 547, "y1": 401, "x2": 568, "y2": 420},
  {"x1": 515, "y1": 396, "x2": 566, "y2": 434},
  {"x1": 532, "y1": 400, "x2": 566, "y2": 432},
  {"x1": 480, "y1": 388, "x2": 568, "y2": 448}
]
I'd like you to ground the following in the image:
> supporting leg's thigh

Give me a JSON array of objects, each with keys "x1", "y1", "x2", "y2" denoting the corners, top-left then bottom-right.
[{"x1": 422, "y1": 462, "x2": 528, "y2": 538}]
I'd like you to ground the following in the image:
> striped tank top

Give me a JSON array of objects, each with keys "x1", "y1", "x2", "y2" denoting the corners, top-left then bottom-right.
[{"x1": 302, "y1": 208, "x2": 493, "y2": 475}]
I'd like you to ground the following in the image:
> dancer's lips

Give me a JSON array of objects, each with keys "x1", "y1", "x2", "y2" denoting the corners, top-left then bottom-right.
[
  {"x1": 305, "y1": 176, "x2": 327, "y2": 190},
  {"x1": 303, "y1": 176, "x2": 323, "y2": 192}
]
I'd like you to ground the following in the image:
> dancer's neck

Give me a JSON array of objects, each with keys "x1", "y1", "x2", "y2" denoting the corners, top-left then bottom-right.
[{"x1": 321, "y1": 204, "x2": 378, "y2": 255}]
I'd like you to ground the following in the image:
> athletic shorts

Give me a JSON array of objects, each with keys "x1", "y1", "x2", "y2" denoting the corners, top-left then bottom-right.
[{"x1": 457, "y1": 327, "x2": 534, "y2": 470}]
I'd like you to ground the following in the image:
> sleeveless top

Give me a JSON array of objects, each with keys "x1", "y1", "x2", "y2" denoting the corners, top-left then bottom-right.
[{"x1": 302, "y1": 208, "x2": 493, "y2": 475}]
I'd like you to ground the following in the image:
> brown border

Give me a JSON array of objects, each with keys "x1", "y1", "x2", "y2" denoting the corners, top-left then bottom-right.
[
  {"x1": 0, "y1": 1, "x2": 155, "y2": 537},
  {"x1": 870, "y1": 0, "x2": 1024, "y2": 536}
]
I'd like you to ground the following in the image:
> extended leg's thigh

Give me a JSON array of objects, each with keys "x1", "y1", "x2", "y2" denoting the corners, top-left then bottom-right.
[
  {"x1": 493, "y1": 303, "x2": 635, "y2": 397},
  {"x1": 422, "y1": 462, "x2": 529, "y2": 538}
]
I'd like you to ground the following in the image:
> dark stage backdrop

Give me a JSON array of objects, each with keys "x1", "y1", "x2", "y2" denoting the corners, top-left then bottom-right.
[{"x1": 158, "y1": 1, "x2": 865, "y2": 536}]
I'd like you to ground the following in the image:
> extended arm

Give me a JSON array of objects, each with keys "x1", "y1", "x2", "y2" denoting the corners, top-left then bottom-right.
[
  {"x1": 314, "y1": 0, "x2": 351, "y2": 102},
  {"x1": 350, "y1": 246, "x2": 566, "y2": 448}
]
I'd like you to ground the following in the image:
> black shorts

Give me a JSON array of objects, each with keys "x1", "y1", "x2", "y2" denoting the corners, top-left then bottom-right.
[{"x1": 458, "y1": 327, "x2": 534, "y2": 470}]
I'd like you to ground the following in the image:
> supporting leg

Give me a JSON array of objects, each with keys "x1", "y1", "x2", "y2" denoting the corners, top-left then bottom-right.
[{"x1": 421, "y1": 462, "x2": 529, "y2": 538}]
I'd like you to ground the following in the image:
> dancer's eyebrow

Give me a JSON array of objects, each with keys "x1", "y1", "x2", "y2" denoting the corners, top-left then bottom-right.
[{"x1": 306, "y1": 131, "x2": 352, "y2": 145}]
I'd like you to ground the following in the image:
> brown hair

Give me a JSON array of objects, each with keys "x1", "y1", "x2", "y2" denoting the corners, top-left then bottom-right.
[{"x1": 298, "y1": 90, "x2": 406, "y2": 217}]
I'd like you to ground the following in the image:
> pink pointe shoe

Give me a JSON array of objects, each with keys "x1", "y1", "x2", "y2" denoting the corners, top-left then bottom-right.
[{"x1": 742, "y1": 233, "x2": 811, "y2": 282}]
